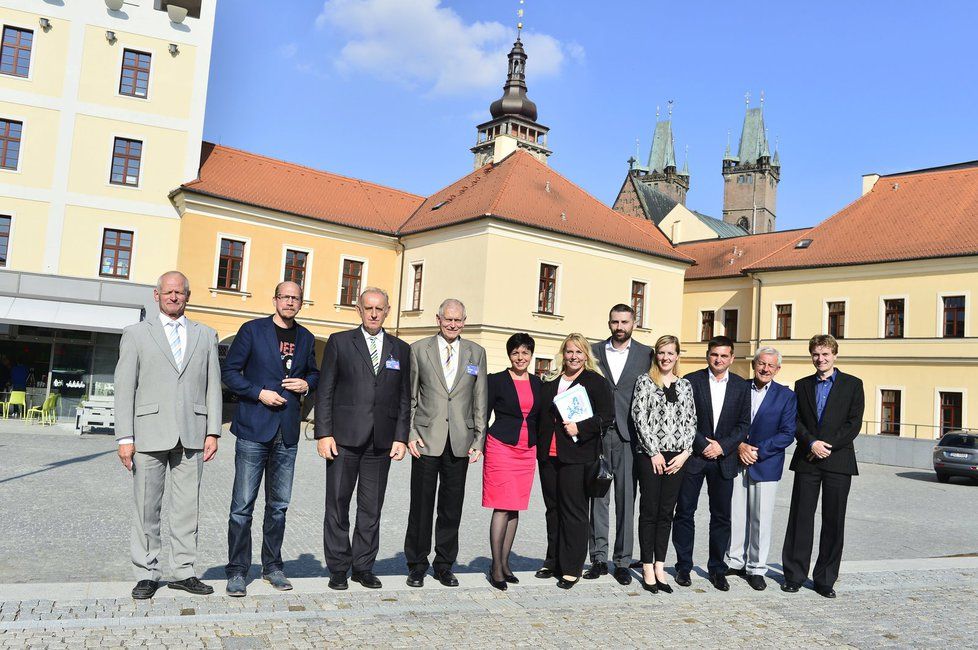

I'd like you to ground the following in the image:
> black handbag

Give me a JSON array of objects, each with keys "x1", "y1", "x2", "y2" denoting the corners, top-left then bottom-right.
[{"x1": 585, "y1": 428, "x2": 614, "y2": 498}]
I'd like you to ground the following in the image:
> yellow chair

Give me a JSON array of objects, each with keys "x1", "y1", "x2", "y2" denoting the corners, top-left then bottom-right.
[
  {"x1": 3, "y1": 390, "x2": 27, "y2": 419},
  {"x1": 26, "y1": 393, "x2": 59, "y2": 425}
]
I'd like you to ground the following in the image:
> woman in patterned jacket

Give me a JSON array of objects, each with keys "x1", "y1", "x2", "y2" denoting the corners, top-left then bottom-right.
[{"x1": 631, "y1": 334, "x2": 696, "y2": 594}]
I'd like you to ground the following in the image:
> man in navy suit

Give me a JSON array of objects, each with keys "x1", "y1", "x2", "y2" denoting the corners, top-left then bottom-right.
[
  {"x1": 725, "y1": 346, "x2": 796, "y2": 591},
  {"x1": 672, "y1": 335, "x2": 750, "y2": 591},
  {"x1": 222, "y1": 281, "x2": 320, "y2": 596}
]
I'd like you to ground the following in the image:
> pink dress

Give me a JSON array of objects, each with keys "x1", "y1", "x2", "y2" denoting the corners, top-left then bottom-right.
[{"x1": 482, "y1": 379, "x2": 536, "y2": 511}]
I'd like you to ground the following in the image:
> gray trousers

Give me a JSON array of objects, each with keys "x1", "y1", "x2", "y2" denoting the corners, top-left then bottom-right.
[
  {"x1": 588, "y1": 431, "x2": 635, "y2": 567},
  {"x1": 726, "y1": 467, "x2": 779, "y2": 575},
  {"x1": 131, "y1": 445, "x2": 203, "y2": 581}
]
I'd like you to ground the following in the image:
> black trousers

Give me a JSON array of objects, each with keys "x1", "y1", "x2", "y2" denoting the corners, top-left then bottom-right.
[
  {"x1": 404, "y1": 445, "x2": 469, "y2": 572},
  {"x1": 634, "y1": 451, "x2": 686, "y2": 564},
  {"x1": 538, "y1": 455, "x2": 560, "y2": 570},
  {"x1": 554, "y1": 459, "x2": 590, "y2": 578},
  {"x1": 782, "y1": 469, "x2": 852, "y2": 589},
  {"x1": 672, "y1": 462, "x2": 734, "y2": 575},
  {"x1": 323, "y1": 443, "x2": 392, "y2": 576}
]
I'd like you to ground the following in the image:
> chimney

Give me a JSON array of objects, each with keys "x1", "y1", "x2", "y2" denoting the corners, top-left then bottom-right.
[{"x1": 862, "y1": 173, "x2": 880, "y2": 196}]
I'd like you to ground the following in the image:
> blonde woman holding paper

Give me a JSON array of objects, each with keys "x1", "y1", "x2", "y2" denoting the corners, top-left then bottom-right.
[{"x1": 535, "y1": 333, "x2": 615, "y2": 589}]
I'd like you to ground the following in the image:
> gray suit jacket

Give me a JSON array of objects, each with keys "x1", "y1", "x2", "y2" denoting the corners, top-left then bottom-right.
[
  {"x1": 409, "y1": 335, "x2": 488, "y2": 456},
  {"x1": 592, "y1": 338, "x2": 653, "y2": 442},
  {"x1": 114, "y1": 315, "x2": 223, "y2": 452}
]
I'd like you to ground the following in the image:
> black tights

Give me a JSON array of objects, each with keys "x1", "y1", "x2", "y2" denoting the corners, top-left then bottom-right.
[{"x1": 489, "y1": 509, "x2": 519, "y2": 581}]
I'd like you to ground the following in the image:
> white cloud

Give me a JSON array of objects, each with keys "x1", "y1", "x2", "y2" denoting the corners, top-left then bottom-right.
[
  {"x1": 278, "y1": 42, "x2": 298, "y2": 59},
  {"x1": 315, "y1": 0, "x2": 582, "y2": 95}
]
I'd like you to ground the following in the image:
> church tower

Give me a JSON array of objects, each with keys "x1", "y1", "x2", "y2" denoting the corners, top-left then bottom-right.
[
  {"x1": 721, "y1": 94, "x2": 780, "y2": 233},
  {"x1": 629, "y1": 106, "x2": 689, "y2": 205},
  {"x1": 471, "y1": 34, "x2": 551, "y2": 168}
]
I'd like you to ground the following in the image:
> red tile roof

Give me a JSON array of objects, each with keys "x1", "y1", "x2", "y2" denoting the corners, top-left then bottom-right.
[
  {"x1": 677, "y1": 229, "x2": 811, "y2": 280},
  {"x1": 746, "y1": 162, "x2": 978, "y2": 271},
  {"x1": 182, "y1": 143, "x2": 424, "y2": 234}
]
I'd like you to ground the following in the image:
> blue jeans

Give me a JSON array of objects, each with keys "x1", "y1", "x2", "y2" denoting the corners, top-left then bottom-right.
[{"x1": 226, "y1": 431, "x2": 298, "y2": 577}]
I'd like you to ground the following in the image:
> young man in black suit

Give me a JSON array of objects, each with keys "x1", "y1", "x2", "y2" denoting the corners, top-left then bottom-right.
[
  {"x1": 672, "y1": 336, "x2": 751, "y2": 591},
  {"x1": 315, "y1": 287, "x2": 411, "y2": 591},
  {"x1": 781, "y1": 334, "x2": 864, "y2": 598}
]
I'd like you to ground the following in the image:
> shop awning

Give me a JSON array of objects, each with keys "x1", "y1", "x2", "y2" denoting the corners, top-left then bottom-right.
[{"x1": 0, "y1": 296, "x2": 143, "y2": 333}]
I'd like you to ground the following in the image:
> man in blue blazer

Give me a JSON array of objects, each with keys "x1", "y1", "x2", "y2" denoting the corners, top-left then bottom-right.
[
  {"x1": 725, "y1": 347, "x2": 796, "y2": 591},
  {"x1": 221, "y1": 281, "x2": 320, "y2": 596}
]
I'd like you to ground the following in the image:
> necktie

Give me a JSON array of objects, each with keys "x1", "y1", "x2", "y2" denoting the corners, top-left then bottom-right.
[
  {"x1": 444, "y1": 344, "x2": 456, "y2": 386},
  {"x1": 369, "y1": 336, "x2": 379, "y2": 374},
  {"x1": 167, "y1": 321, "x2": 183, "y2": 370}
]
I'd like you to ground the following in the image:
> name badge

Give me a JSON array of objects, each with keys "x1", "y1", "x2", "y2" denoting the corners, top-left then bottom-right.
[
  {"x1": 386, "y1": 357, "x2": 401, "y2": 371},
  {"x1": 466, "y1": 364, "x2": 479, "y2": 376}
]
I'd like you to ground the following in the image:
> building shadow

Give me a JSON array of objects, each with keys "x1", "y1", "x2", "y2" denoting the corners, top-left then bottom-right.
[
  {"x1": 0, "y1": 449, "x2": 116, "y2": 485},
  {"x1": 895, "y1": 471, "x2": 942, "y2": 483},
  {"x1": 202, "y1": 552, "x2": 328, "y2": 580}
]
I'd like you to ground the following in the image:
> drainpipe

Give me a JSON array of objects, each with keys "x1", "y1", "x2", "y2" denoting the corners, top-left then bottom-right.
[
  {"x1": 393, "y1": 239, "x2": 406, "y2": 337},
  {"x1": 751, "y1": 272, "x2": 762, "y2": 355}
]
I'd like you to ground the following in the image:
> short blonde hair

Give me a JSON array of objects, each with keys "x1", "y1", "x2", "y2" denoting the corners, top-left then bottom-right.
[{"x1": 547, "y1": 333, "x2": 601, "y2": 380}]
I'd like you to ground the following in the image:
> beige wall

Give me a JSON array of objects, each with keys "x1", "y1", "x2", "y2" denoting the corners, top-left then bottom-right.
[
  {"x1": 0, "y1": 8, "x2": 69, "y2": 98},
  {"x1": 2, "y1": 197, "x2": 48, "y2": 272},
  {"x1": 660, "y1": 204, "x2": 719, "y2": 244}
]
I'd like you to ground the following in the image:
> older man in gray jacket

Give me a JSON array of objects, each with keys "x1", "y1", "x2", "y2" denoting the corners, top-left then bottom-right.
[{"x1": 115, "y1": 271, "x2": 223, "y2": 599}]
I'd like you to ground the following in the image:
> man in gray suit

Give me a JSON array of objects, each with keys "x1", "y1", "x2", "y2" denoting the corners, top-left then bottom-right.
[
  {"x1": 404, "y1": 298, "x2": 487, "y2": 588},
  {"x1": 116, "y1": 271, "x2": 223, "y2": 599},
  {"x1": 586, "y1": 304, "x2": 653, "y2": 585}
]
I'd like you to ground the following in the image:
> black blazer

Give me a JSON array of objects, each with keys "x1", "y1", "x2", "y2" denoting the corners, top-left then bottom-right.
[
  {"x1": 486, "y1": 370, "x2": 542, "y2": 447},
  {"x1": 686, "y1": 368, "x2": 751, "y2": 480},
  {"x1": 790, "y1": 370, "x2": 865, "y2": 476},
  {"x1": 536, "y1": 369, "x2": 615, "y2": 465},
  {"x1": 314, "y1": 328, "x2": 411, "y2": 449}
]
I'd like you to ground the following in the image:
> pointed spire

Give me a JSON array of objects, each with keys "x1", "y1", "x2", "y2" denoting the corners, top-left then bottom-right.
[
  {"x1": 681, "y1": 144, "x2": 689, "y2": 176},
  {"x1": 724, "y1": 129, "x2": 734, "y2": 161},
  {"x1": 647, "y1": 110, "x2": 677, "y2": 172},
  {"x1": 736, "y1": 92, "x2": 770, "y2": 164},
  {"x1": 772, "y1": 136, "x2": 780, "y2": 166},
  {"x1": 488, "y1": 34, "x2": 537, "y2": 121}
]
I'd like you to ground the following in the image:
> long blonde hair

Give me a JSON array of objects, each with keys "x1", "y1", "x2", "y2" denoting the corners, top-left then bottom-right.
[
  {"x1": 547, "y1": 333, "x2": 602, "y2": 381},
  {"x1": 649, "y1": 334, "x2": 682, "y2": 387}
]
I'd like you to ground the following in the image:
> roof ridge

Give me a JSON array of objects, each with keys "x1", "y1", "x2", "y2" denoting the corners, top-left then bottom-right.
[
  {"x1": 675, "y1": 227, "x2": 812, "y2": 247},
  {"x1": 395, "y1": 160, "x2": 498, "y2": 232},
  {"x1": 744, "y1": 229, "x2": 813, "y2": 270},
  {"x1": 488, "y1": 151, "x2": 527, "y2": 214}
]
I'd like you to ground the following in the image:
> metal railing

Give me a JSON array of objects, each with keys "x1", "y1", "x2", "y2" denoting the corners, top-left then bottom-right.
[{"x1": 859, "y1": 420, "x2": 974, "y2": 441}]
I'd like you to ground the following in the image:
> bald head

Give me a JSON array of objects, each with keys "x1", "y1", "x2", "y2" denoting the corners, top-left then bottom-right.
[{"x1": 273, "y1": 281, "x2": 304, "y2": 325}]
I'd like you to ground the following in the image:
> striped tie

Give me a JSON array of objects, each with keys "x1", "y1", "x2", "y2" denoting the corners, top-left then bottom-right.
[
  {"x1": 369, "y1": 336, "x2": 379, "y2": 374},
  {"x1": 167, "y1": 321, "x2": 183, "y2": 370},
  {"x1": 444, "y1": 344, "x2": 456, "y2": 386}
]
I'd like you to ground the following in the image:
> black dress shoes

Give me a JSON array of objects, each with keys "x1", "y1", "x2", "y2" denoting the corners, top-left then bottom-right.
[
  {"x1": 406, "y1": 569, "x2": 426, "y2": 588},
  {"x1": 433, "y1": 569, "x2": 459, "y2": 587},
  {"x1": 351, "y1": 571, "x2": 382, "y2": 589},
  {"x1": 534, "y1": 567, "x2": 554, "y2": 579},
  {"x1": 675, "y1": 570, "x2": 692, "y2": 587},
  {"x1": 131, "y1": 580, "x2": 159, "y2": 600},
  {"x1": 639, "y1": 578, "x2": 658, "y2": 594},
  {"x1": 582, "y1": 562, "x2": 608, "y2": 580},
  {"x1": 503, "y1": 573, "x2": 519, "y2": 584},
  {"x1": 747, "y1": 575, "x2": 767, "y2": 591},
  {"x1": 780, "y1": 581, "x2": 801, "y2": 593},
  {"x1": 708, "y1": 573, "x2": 730, "y2": 591},
  {"x1": 488, "y1": 574, "x2": 508, "y2": 591},
  {"x1": 556, "y1": 576, "x2": 579, "y2": 590},
  {"x1": 655, "y1": 580, "x2": 673, "y2": 594},
  {"x1": 328, "y1": 574, "x2": 349, "y2": 590},
  {"x1": 167, "y1": 577, "x2": 214, "y2": 595},
  {"x1": 815, "y1": 585, "x2": 837, "y2": 598},
  {"x1": 613, "y1": 567, "x2": 633, "y2": 586}
]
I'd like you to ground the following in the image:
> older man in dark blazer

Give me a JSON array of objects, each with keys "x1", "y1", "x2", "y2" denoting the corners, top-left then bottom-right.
[
  {"x1": 672, "y1": 336, "x2": 751, "y2": 591},
  {"x1": 781, "y1": 335, "x2": 864, "y2": 598},
  {"x1": 315, "y1": 287, "x2": 411, "y2": 591}
]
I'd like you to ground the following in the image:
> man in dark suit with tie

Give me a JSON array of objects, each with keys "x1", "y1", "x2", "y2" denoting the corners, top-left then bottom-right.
[
  {"x1": 781, "y1": 334, "x2": 864, "y2": 598},
  {"x1": 221, "y1": 281, "x2": 320, "y2": 597},
  {"x1": 672, "y1": 335, "x2": 750, "y2": 591},
  {"x1": 585, "y1": 304, "x2": 652, "y2": 585},
  {"x1": 315, "y1": 287, "x2": 411, "y2": 591}
]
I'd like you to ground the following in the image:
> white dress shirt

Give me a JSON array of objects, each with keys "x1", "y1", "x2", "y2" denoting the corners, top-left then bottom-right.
[
  {"x1": 708, "y1": 370, "x2": 729, "y2": 434},
  {"x1": 604, "y1": 339, "x2": 631, "y2": 384},
  {"x1": 750, "y1": 380, "x2": 771, "y2": 422},
  {"x1": 361, "y1": 326, "x2": 385, "y2": 368},
  {"x1": 436, "y1": 335, "x2": 460, "y2": 386}
]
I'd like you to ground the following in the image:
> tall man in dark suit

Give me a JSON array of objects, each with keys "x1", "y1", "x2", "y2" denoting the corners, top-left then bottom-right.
[
  {"x1": 726, "y1": 346, "x2": 796, "y2": 591},
  {"x1": 222, "y1": 281, "x2": 320, "y2": 597},
  {"x1": 672, "y1": 335, "x2": 750, "y2": 591},
  {"x1": 781, "y1": 335, "x2": 864, "y2": 598},
  {"x1": 315, "y1": 287, "x2": 411, "y2": 591},
  {"x1": 585, "y1": 304, "x2": 652, "y2": 585}
]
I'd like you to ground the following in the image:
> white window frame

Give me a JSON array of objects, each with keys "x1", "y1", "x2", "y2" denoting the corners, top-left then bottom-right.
[
  {"x1": 0, "y1": 113, "x2": 26, "y2": 174},
  {"x1": 934, "y1": 387, "x2": 968, "y2": 439},
  {"x1": 337, "y1": 255, "x2": 369, "y2": 306},
  {"x1": 630, "y1": 278, "x2": 648, "y2": 329},
  {"x1": 116, "y1": 45, "x2": 155, "y2": 101},
  {"x1": 535, "y1": 259, "x2": 562, "y2": 315},
  {"x1": 722, "y1": 307, "x2": 740, "y2": 342},
  {"x1": 533, "y1": 355, "x2": 554, "y2": 378},
  {"x1": 211, "y1": 233, "x2": 251, "y2": 292},
  {"x1": 106, "y1": 133, "x2": 146, "y2": 190},
  {"x1": 97, "y1": 224, "x2": 138, "y2": 281},
  {"x1": 0, "y1": 23, "x2": 36, "y2": 82},
  {"x1": 771, "y1": 301, "x2": 795, "y2": 341},
  {"x1": 822, "y1": 297, "x2": 849, "y2": 339},
  {"x1": 280, "y1": 245, "x2": 313, "y2": 301},
  {"x1": 878, "y1": 294, "x2": 910, "y2": 339},
  {"x1": 406, "y1": 259, "x2": 425, "y2": 311},
  {"x1": 875, "y1": 385, "x2": 905, "y2": 435},
  {"x1": 936, "y1": 291, "x2": 970, "y2": 338}
]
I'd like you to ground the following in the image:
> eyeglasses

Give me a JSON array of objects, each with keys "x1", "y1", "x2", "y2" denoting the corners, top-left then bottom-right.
[{"x1": 275, "y1": 295, "x2": 302, "y2": 303}]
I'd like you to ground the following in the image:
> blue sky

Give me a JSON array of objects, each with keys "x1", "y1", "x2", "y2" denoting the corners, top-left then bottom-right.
[{"x1": 203, "y1": 0, "x2": 978, "y2": 231}]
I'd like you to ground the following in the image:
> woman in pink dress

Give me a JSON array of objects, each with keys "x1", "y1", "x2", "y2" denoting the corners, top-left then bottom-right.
[{"x1": 482, "y1": 333, "x2": 542, "y2": 590}]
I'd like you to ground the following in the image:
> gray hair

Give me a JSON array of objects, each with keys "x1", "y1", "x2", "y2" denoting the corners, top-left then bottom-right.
[
  {"x1": 753, "y1": 346, "x2": 782, "y2": 366},
  {"x1": 156, "y1": 271, "x2": 190, "y2": 294},
  {"x1": 437, "y1": 298, "x2": 466, "y2": 319},
  {"x1": 358, "y1": 286, "x2": 389, "y2": 307}
]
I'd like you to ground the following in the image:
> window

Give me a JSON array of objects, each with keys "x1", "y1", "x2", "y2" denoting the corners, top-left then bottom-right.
[
  {"x1": 110, "y1": 137, "x2": 142, "y2": 186},
  {"x1": 700, "y1": 310, "x2": 714, "y2": 342},
  {"x1": 827, "y1": 301, "x2": 846, "y2": 339},
  {"x1": 537, "y1": 263, "x2": 557, "y2": 314},
  {"x1": 881, "y1": 390, "x2": 901, "y2": 435},
  {"x1": 943, "y1": 296, "x2": 965, "y2": 338},
  {"x1": 724, "y1": 309, "x2": 738, "y2": 341},
  {"x1": 631, "y1": 281, "x2": 646, "y2": 328},
  {"x1": 217, "y1": 238, "x2": 245, "y2": 290},
  {"x1": 939, "y1": 392, "x2": 963, "y2": 435},
  {"x1": 1, "y1": 26, "x2": 33, "y2": 78},
  {"x1": 283, "y1": 249, "x2": 307, "y2": 289},
  {"x1": 99, "y1": 229, "x2": 133, "y2": 279},
  {"x1": 119, "y1": 49, "x2": 151, "y2": 98},
  {"x1": 776, "y1": 304, "x2": 792, "y2": 340},
  {"x1": 340, "y1": 258, "x2": 363, "y2": 306},
  {"x1": 411, "y1": 263, "x2": 423, "y2": 311},
  {"x1": 0, "y1": 215, "x2": 9, "y2": 267},
  {"x1": 884, "y1": 299, "x2": 904, "y2": 338},
  {"x1": 534, "y1": 358, "x2": 552, "y2": 378},
  {"x1": 0, "y1": 119, "x2": 21, "y2": 170}
]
